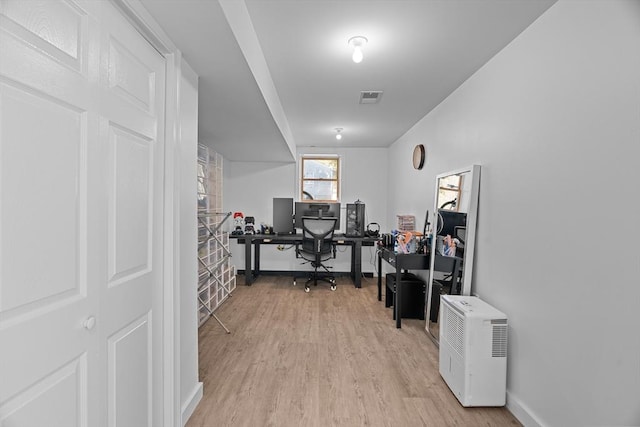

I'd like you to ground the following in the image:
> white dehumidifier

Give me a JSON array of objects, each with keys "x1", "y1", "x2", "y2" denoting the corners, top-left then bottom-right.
[{"x1": 439, "y1": 295, "x2": 508, "y2": 406}]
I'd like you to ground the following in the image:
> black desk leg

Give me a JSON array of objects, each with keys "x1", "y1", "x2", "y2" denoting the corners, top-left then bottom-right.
[
  {"x1": 377, "y1": 251, "x2": 382, "y2": 301},
  {"x1": 395, "y1": 267, "x2": 402, "y2": 328},
  {"x1": 255, "y1": 242, "x2": 261, "y2": 279},
  {"x1": 353, "y1": 241, "x2": 362, "y2": 288},
  {"x1": 244, "y1": 237, "x2": 253, "y2": 285},
  {"x1": 349, "y1": 243, "x2": 355, "y2": 283}
]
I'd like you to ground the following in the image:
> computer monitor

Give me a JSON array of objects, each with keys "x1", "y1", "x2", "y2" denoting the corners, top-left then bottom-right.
[
  {"x1": 272, "y1": 197, "x2": 294, "y2": 234},
  {"x1": 437, "y1": 209, "x2": 467, "y2": 237},
  {"x1": 294, "y1": 202, "x2": 340, "y2": 230}
]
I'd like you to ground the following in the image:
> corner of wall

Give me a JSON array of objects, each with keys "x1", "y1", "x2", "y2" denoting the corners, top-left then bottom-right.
[
  {"x1": 181, "y1": 382, "x2": 203, "y2": 427},
  {"x1": 506, "y1": 391, "x2": 545, "y2": 427}
]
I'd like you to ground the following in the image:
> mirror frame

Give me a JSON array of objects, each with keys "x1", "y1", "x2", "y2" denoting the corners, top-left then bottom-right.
[{"x1": 425, "y1": 164, "x2": 481, "y2": 342}]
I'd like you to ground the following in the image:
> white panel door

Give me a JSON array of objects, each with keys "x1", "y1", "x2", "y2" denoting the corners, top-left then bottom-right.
[
  {"x1": 0, "y1": 1, "x2": 166, "y2": 426},
  {"x1": 100, "y1": 2, "x2": 165, "y2": 427},
  {"x1": 98, "y1": 3, "x2": 165, "y2": 425}
]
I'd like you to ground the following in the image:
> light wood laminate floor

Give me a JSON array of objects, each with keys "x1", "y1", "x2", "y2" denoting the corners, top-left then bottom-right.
[{"x1": 187, "y1": 276, "x2": 521, "y2": 427}]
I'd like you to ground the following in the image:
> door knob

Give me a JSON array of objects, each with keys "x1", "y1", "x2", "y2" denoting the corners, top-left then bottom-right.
[{"x1": 83, "y1": 316, "x2": 96, "y2": 330}]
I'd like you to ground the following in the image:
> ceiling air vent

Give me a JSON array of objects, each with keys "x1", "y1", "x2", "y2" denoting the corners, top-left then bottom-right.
[{"x1": 359, "y1": 91, "x2": 383, "y2": 104}]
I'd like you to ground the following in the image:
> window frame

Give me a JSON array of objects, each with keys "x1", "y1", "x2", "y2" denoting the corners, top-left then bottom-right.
[{"x1": 299, "y1": 155, "x2": 341, "y2": 202}]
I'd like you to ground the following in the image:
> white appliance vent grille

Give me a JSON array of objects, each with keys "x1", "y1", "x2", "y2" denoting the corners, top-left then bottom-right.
[
  {"x1": 443, "y1": 304, "x2": 464, "y2": 358},
  {"x1": 491, "y1": 323, "x2": 508, "y2": 358}
]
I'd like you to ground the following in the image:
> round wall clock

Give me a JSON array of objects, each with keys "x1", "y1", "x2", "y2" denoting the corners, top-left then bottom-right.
[{"x1": 412, "y1": 144, "x2": 425, "y2": 170}]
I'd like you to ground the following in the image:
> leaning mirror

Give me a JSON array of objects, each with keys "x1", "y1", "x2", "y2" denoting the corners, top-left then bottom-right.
[{"x1": 425, "y1": 165, "x2": 481, "y2": 342}]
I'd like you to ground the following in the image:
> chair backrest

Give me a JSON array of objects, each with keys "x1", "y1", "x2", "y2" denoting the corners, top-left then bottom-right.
[{"x1": 301, "y1": 217, "x2": 337, "y2": 256}]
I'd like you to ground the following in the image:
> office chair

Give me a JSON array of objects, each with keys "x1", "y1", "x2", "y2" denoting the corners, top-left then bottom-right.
[
  {"x1": 294, "y1": 216, "x2": 337, "y2": 292},
  {"x1": 453, "y1": 225, "x2": 466, "y2": 259}
]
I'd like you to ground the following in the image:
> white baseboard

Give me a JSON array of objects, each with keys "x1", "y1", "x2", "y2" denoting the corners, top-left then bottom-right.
[
  {"x1": 506, "y1": 391, "x2": 545, "y2": 427},
  {"x1": 181, "y1": 382, "x2": 203, "y2": 427}
]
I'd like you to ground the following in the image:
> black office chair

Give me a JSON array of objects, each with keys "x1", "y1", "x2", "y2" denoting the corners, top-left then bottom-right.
[{"x1": 294, "y1": 216, "x2": 337, "y2": 292}]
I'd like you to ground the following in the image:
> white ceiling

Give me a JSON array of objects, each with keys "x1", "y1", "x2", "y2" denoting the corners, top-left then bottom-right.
[{"x1": 140, "y1": 0, "x2": 556, "y2": 163}]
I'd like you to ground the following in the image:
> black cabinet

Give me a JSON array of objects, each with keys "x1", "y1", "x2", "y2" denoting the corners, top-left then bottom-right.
[
  {"x1": 385, "y1": 272, "x2": 425, "y2": 320},
  {"x1": 429, "y1": 280, "x2": 443, "y2": 322}
]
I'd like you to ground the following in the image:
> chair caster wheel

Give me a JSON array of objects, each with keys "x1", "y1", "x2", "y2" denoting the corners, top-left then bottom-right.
[
  {"x1": 304, "y1": 286, "x2": 310, "y2": 293},
  {"x1": 330, "y1": 284, "x2": 336, "y2": 291}
]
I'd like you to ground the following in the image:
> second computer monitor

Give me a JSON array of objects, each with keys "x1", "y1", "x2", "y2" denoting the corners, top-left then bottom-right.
[
  {"x1": 294, "y1": 202, "x2": 340, "y2": 230},
  {"x1": 437, "y1": 209, "x2": 467, "y2": 237}
]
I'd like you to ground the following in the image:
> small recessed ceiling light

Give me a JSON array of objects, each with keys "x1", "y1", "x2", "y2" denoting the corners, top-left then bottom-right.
[
  {"x1": 348, "y1": 36, "x2": 368, "y2": 63},
  {"x1": 335, "y1": 128, "x2": 343, "y2": 140}
]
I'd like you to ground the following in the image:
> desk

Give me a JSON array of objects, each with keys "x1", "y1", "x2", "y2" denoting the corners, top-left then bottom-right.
[
  {"x1": 231, "y1": 234, "x2": 378, "y2": 288},
  {"x1": 377, "y1": 247, "x2": 430, "y2": 328},
  {"x1": 377, "y1": 247, "x2": 462, "y2": 328}
]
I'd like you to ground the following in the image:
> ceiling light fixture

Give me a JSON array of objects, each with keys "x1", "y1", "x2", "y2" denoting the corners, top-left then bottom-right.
[
  {"x1": 335, "y1": 128, "x2": 343, "y2": 140},
  {"x1": 348, "y1": 36, "x2": 368, "y2": 63}
]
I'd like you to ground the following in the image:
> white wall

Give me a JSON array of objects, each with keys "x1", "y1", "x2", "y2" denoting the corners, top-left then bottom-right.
[
  {"x1": 178, "y1": 59, "x2": 202, "y2": 424},
  {"x1": 388, "y1": 1, "x2": 640, "y2": 426},
  {"x1": 224, "y1": 147, "x2": 388, "y2": 275}
]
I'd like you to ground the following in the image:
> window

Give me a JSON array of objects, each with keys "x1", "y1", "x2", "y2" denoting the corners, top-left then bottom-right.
[
  {"x1": 438, "y1": 174, "x2": 462, "y2": 211},
  {"x1": 300, "y1": 155, "x2": 340, "y2": 201}
]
